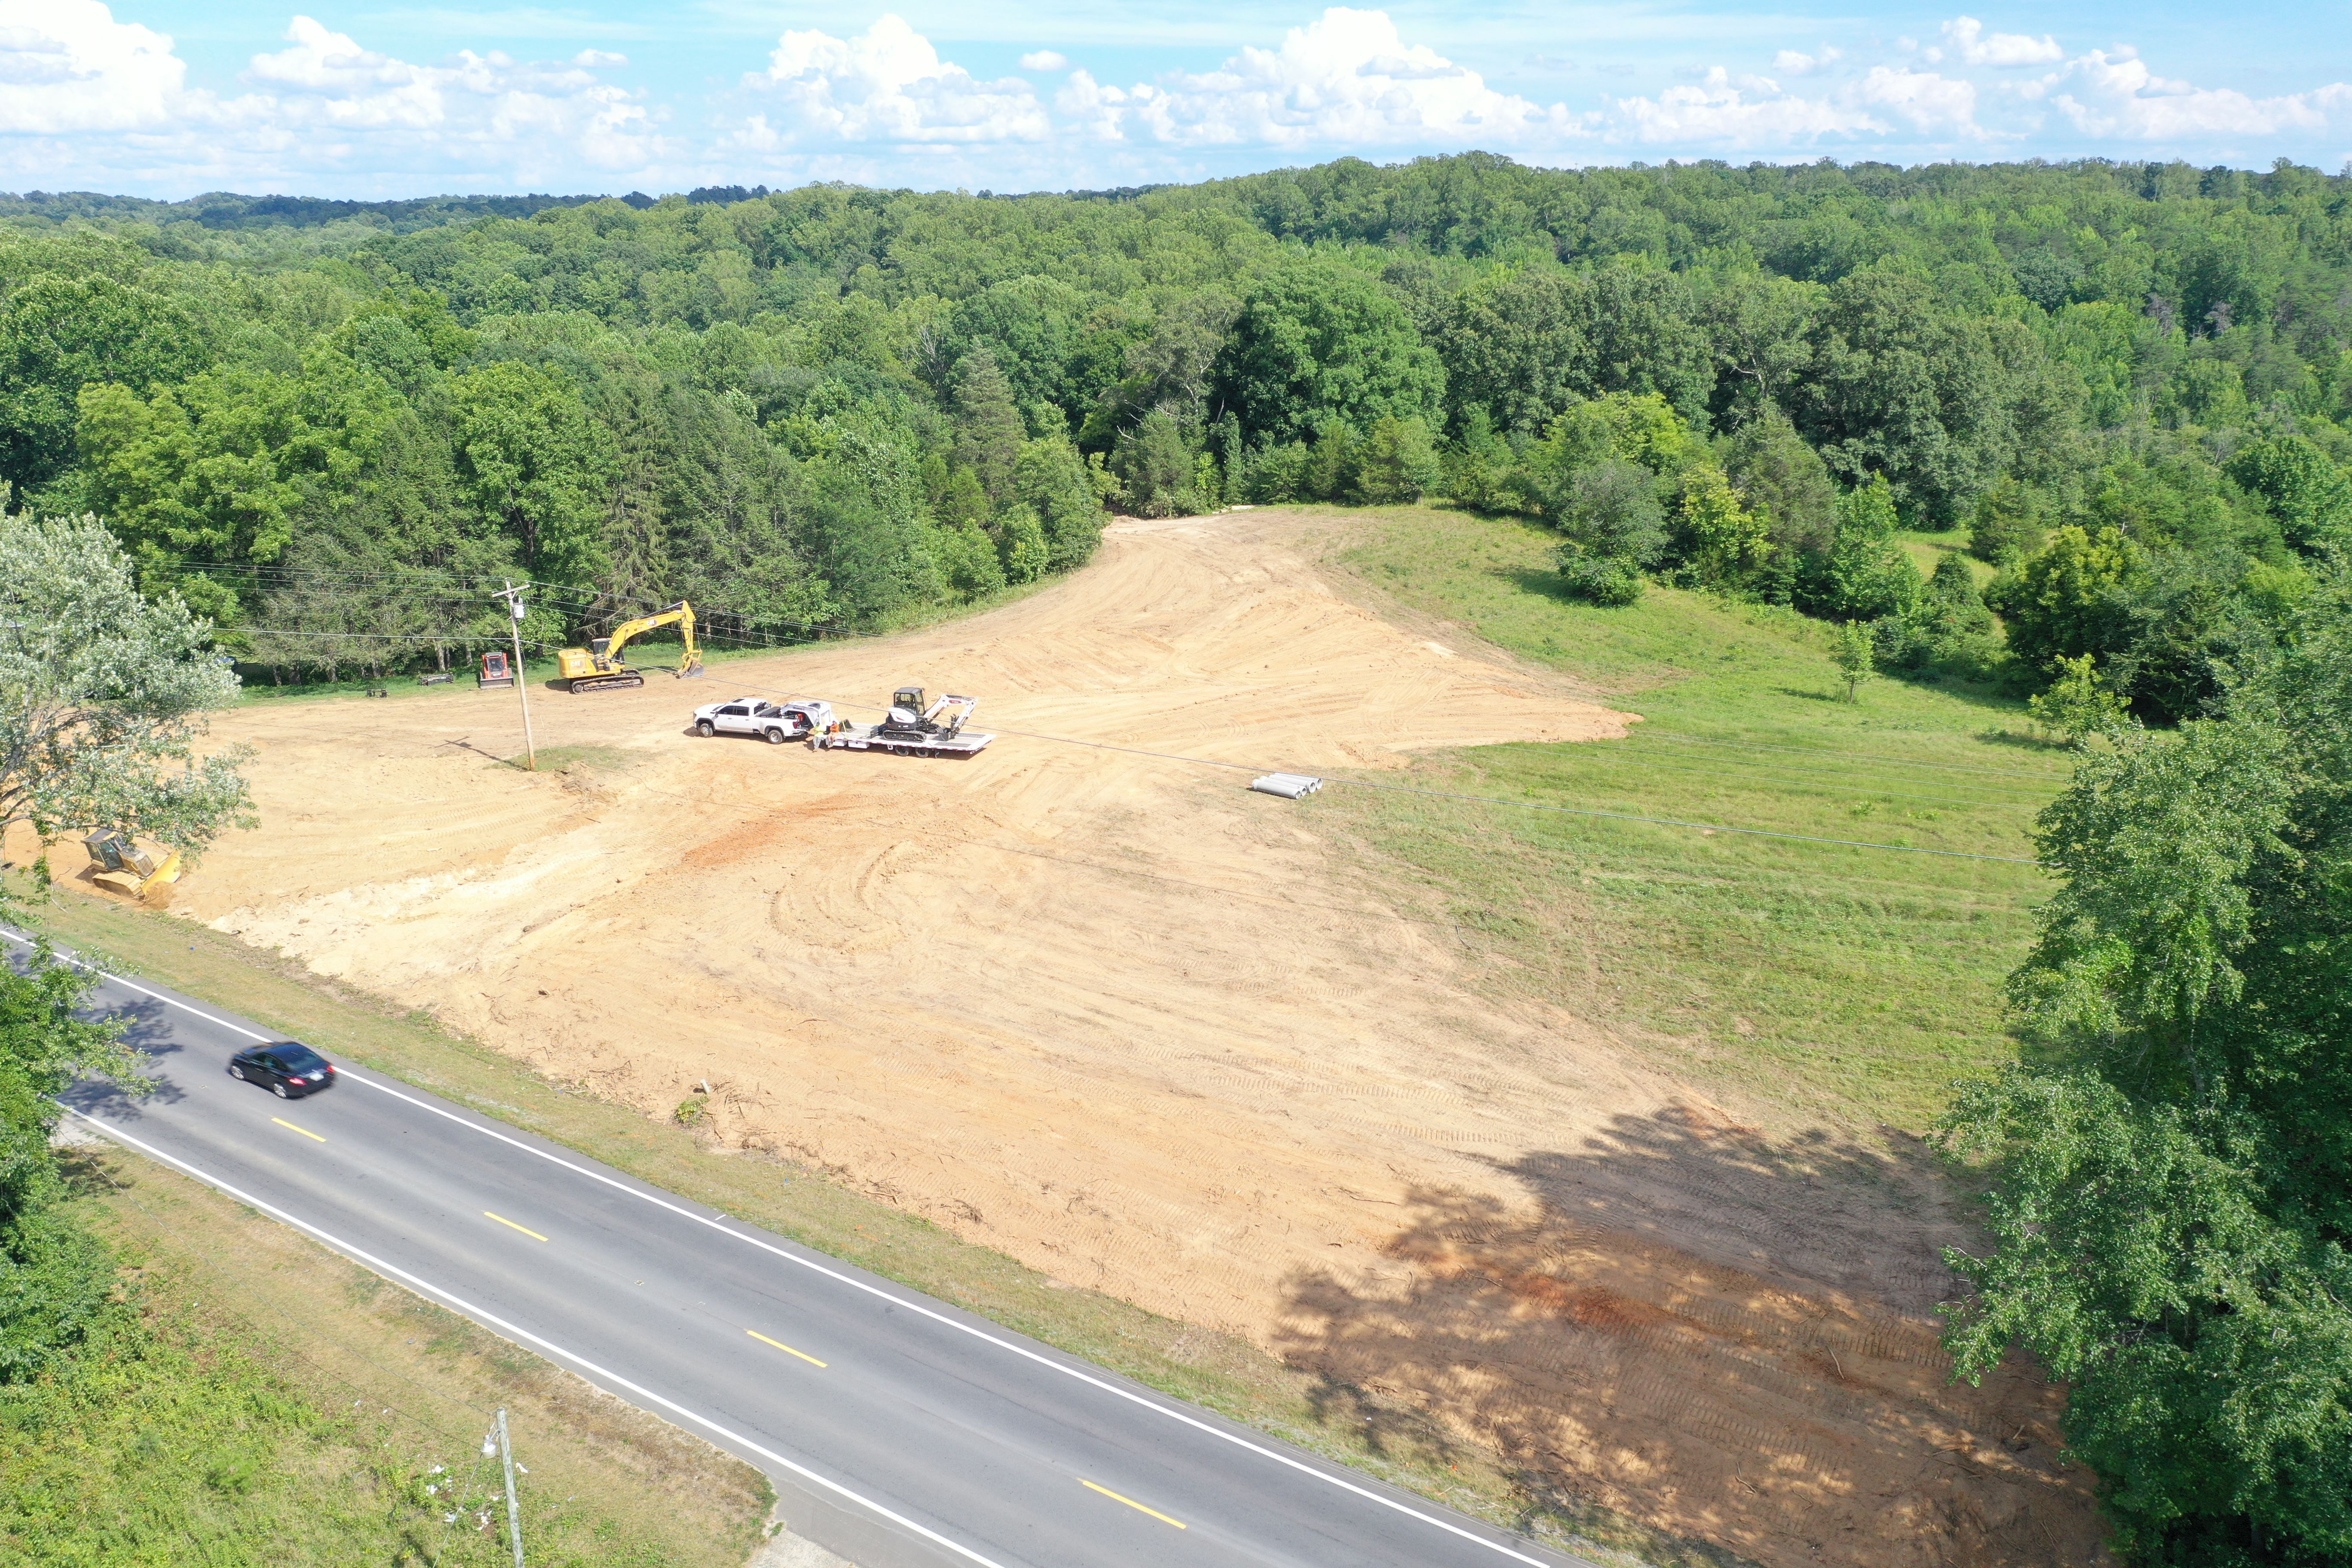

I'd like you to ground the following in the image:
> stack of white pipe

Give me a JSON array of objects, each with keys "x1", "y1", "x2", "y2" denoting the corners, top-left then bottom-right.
[{"x1": 1249, "y1": 773, "x2": 1324, "y2": 799}]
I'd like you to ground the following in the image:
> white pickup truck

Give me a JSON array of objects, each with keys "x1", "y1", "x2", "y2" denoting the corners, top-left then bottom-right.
[{"x1": 692, "y1": 695, "x2": 836, "y2": 744}]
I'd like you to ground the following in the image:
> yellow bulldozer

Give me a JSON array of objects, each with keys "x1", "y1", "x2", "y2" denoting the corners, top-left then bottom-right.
[
  {"x1": 82, "y1": 829, "x2": 182, "y2": 900},
  {"x1": 556, "y1": 602, "x2": 707, "y2": 693}
]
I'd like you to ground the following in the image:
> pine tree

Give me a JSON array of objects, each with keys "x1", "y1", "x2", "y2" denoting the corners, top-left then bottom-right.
[{"x1": 952, "y1": 353, "x2": 1024, "y2": 505}]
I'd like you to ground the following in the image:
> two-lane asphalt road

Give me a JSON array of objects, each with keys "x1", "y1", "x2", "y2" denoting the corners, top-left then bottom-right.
[{"x1": 21, "y1": 932, "x2": 1592, "y2": 1568}]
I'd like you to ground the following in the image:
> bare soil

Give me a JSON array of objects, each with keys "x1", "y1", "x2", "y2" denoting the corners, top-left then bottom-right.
[{"x1": 141, "y1": 511, "x2": 2098, "y2": 1567}]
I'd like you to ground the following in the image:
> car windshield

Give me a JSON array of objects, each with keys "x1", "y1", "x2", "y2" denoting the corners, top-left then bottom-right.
[{"x1": 275, "y1": 1044, "x2": 327, "y2": 1071}]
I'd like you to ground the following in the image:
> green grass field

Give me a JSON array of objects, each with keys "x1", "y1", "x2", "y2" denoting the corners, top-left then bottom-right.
[{"x1": 1322, "y1": 505, "x2": 2073, "y2": 1131}]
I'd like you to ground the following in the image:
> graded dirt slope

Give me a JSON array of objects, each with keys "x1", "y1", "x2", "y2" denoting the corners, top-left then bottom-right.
[{"x1": 158, "y1": 511, "x2": 2098, "y2": 1567}]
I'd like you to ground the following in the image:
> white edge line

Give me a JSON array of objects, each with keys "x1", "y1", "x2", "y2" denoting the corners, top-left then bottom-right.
[
  {"x1": 59, "y1": 1106, "x2": 1009, "y2": 1568},
  {"x1": 16, "y1": 930, "x2": 1559, "y2": 1568}
]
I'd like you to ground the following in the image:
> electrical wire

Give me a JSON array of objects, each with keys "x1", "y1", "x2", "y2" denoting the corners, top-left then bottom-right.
[
  {"x1": 180, "y1": 560, "x2": 878, "y2": 644},
  {"x1": 682, "y1": 674, "x2": 2052, "y2": 867},
  {"x1": 1457, "y1": 745, "x2": 2045, "y2": 812},
  {"x1": 193, "y1": 583, "x2": 2058, "y2": 864},
  {"x1": 1642, "y1": 729, "x2": 2068, "y2": 782},
  {"x1": 230, "y1": 628, "x2": 557, "y2": 644},
  {"x1": 459, "y1": 737, "x2": 2040, "y2": 919},
  {"x1": 124, "y1": 596, "x2": 2080, "y2": 865}
]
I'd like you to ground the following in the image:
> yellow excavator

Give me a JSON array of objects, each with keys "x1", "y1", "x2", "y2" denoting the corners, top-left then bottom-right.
[{"x1": 556, "y1": 601, "x2": 707, "y2": 693}]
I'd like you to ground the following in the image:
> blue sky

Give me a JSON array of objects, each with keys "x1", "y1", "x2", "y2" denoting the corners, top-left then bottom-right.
[{"x1": 2, "y1": 0, "x2": 2346, "y2": 199}]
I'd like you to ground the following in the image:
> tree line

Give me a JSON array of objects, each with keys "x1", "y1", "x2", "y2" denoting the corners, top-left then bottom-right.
[
  {"x1": 1942, "y1": 577, "x2": 2352, "y2": 1566},
  {"x1": 1, "y1": 154, "x2": 2349, "y2": 699}
]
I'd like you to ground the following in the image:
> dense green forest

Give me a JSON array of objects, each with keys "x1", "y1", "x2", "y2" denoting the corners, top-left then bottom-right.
[{"x1": 3, "y1": 153, "x2": 2350, "y2": 705}]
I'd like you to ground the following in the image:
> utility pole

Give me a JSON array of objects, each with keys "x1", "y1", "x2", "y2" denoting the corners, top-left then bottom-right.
[
  {"x1": 495, "y1": 1407, "x2": 524, "y2": 1568},
  {"x1": 492, "y1": 582, "x2": 537, "y2": 771}
]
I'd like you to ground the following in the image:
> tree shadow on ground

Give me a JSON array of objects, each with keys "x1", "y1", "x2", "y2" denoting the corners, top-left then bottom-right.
[
  {"x1": 61, "y1": 996, "x2": 188, "y2": 1118},
  {"x1": 1274, "y1": 1105, "x2": 2107, "y2": 1568},
  {"x1": 1973, "y1": 727, "x2": 2062, "y2": 754},
  {"x1": 1499, "y1": 566, "x2": 1600, "y2": 611}
]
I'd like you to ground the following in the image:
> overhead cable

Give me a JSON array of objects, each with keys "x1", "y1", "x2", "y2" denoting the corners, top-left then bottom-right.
[
  {"x1": 1642, "y1": 730, "x2": 2065, "y2": 782},
  {"x1": 208, "y1": 614, "x2": 2055, "y2": 867},
  {"x1": 703, "y1": 677, "x2": 2054, "y2": 867}
]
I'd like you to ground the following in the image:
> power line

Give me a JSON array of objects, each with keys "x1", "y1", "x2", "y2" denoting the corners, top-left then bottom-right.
[
  {"x1": 1643, "y1": 729, "x2": 2067, "y2": 782},
  {"x1": 485, "y1": 738, "x2": 2040, "y2": 922},
  {"x1": 692, "y1": 677, "x2": 2052, "y2": 867},
  {"x1": 202, "y1": 597, "x2": 2054, "y2": 865},
  {"x1": 230, "y1": 627, "x2": 552, "y2": 644},
  {"x1": 218, "y1": 604, "x2": 2050, "y2": 815},
  {"x1": 179, "y1": 561, "x2": 876, "y2": 643},
  {"x1": 1472, "y1": 745, "x2": 2046, "y2": 811}
]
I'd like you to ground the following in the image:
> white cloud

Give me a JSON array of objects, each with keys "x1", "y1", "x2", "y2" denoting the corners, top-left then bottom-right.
[
  {"x1": 221, "y1": 17, "x2": 663, "y2": 168},
  {"x1": 1772, "y1": 47, "x2": 1839, "y2": 77},
  {"x1": 1056, "y1": 69, "x2": 1131, "y2": 142},
  {"x1": 0, "y1": 0, "x2": 183, "y2": 133},
  {"x1": 1856, "y1": 64, "x2": 1980, "y2": 134},
  {"x1": 1940, "y1": 16, "x2": 2062, "y2": 67},
  {"x1": 742, "y1": 14, "x2": 1049, "y2": 145},
  {"x1": 2051, "y1": 47, "x2": 2352, "y2": 139},
  {"x1": 241, "y1": 17, "x2": 444, "y2": 130},
  {"x1": 1076, "y1": 7, "x2": 1578, "y2": 148},
  {"x1": 0, "y1": 9, "x2": 666, "y2": 189},
  {"x1": 1018, "y1": 50, "x2": 1067, "y2": 72},
  {"x1": 1609, "y1": 67, "x2": 1878, "y2": 146},
  {"x1": 1607, "y1": 62, "x2": 1979, "y2": 147}
]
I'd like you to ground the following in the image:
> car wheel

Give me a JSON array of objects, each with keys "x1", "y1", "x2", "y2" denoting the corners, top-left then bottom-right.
[
  {"x1": 273, "y1": 1081, "x2": 290, "y2": 1098},
  {"x1": 765, "y1": 727, "x2": 787, "y2": 745},
  {"x1": 696, "y1": 719, "x2": 715, "y2": 737},
  {"x1": 229, "y1": 1064, "x2": 245, "y2": 1079}
]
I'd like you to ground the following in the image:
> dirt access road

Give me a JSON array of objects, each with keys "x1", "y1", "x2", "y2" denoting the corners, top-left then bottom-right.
[{"x1": 166, "y1": 511, "x2": 2098, "y2": 1567}]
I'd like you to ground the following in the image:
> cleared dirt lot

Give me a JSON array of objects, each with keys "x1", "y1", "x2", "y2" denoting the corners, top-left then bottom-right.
[{"x1": 160, "y1": 511, "x2": 2098, "y2": 1567}]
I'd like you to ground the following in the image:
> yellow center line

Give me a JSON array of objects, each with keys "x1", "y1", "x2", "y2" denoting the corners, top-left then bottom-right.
[
  {"x1": 270, "y1": 1116, "x2": 325, "y2": 1142},
  {"x1": 747, "y1": 1329, "x2": 827, "y2": 1367},
  {"x1": 483, "y1": 1211, "x2": 548, "y2": 1242},
  {"x1": 1081, "y1": 1479, "x2": 1186, "y2": 1529}
]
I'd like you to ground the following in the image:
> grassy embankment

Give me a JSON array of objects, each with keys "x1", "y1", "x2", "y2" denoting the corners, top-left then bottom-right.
[
  {"x1": 6, "y1": 1137, "x2": 772, "y2": 1566},
  {"x1": 1320, "y1": 505, "x2": 2072, "y2": 1133},
  {"x1": 18, "y1": 884, "x2": 1734, "y2": 1568}
]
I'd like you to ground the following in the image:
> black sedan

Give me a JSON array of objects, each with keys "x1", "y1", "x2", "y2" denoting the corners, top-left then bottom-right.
[{"x1": 228, "y1": 1041, "x2": 338, "y2": 1098}]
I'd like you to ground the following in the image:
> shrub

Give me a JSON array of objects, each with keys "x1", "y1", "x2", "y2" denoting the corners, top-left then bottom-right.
[
  {"x1": 1559, "y1": 459, "x2": 1667, "y2": 565},
  {"x1": 1109, "y1": 408, "x2": 1194, "y2": 518},
  {"x1": 1356, "y1": 416, "x2": 1441, "y2": 504},
  {"x1": 995, "y1": 504, "x2": 1049, "y2": 584},
  {"x1": 1556, "y1": 548, "x2": 1645, "y2": 605}
]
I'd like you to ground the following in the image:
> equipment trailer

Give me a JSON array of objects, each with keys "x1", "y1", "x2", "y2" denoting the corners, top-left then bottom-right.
[{"x1": 816, "y1": 687, "x2": 995, "y2": 759}]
